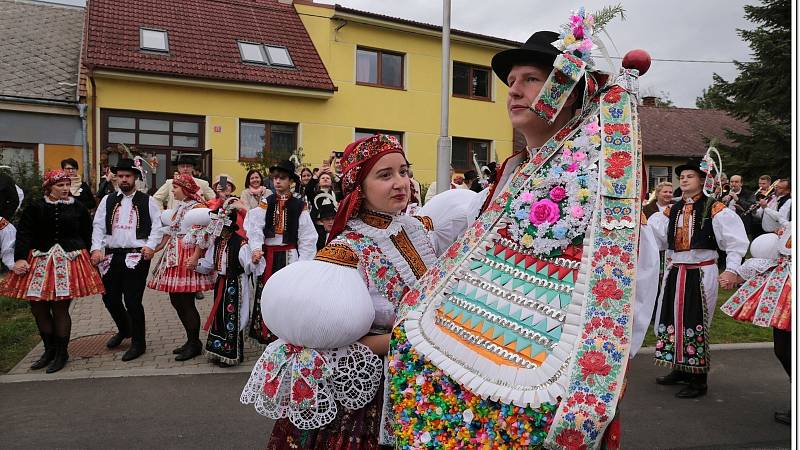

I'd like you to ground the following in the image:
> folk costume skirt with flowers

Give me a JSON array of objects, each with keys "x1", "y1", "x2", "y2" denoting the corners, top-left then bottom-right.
[
  {"x1": 148, "y1": 236, "x2": 214, "y2": 293},
  {"x1": 654, "y1": 262, "x2": 712, "y2": 374},
  {"x1": 722, "y1": 257, "x2": 791, "y2": 331},
  {"x1": 1, "y1": 246, "x2": 104, "y2": 301}
]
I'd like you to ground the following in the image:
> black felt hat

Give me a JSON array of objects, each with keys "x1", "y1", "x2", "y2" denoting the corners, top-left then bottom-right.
[
  {"x1": 674, "y1": 158, "x2": 705, "y2": 177},
  {"x1": 270, "y1": 160, "x2": 300, "y2": 183},
  {"x1": 111, "y1": 158, "x2": 142, "y2": 179},
  {"x1": 312, "y1": 192, "x2": 338, "y2": 220},
  {"x1": 491, "y1": 31, "x2": 561, "y2": 86}
]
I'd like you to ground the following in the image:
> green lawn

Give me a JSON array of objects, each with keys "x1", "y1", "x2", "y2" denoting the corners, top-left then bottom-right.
[
  {"x1": 642, "y1": 288, "x2": 773, "y2": 348},
  {"x1": 0, "y1": 296, "x2": 38, "y2": 374}
]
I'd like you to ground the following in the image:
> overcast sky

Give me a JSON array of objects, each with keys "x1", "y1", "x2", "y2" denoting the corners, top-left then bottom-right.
[{"x1": 54, "y1": 0, "x2": 756, "y2": 107}]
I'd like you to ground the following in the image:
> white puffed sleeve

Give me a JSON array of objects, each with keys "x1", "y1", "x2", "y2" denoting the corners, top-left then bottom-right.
[
  {"x1": 296, "y1": 210, "x2": 319, "y2": 261},
  {"x1": 647, "y1": 210, "x2": 670, "y2": 251},
  {"x1": 630, "y1": 223, "x2": 660, "y2": 357},
  {"x1": 195, "y1": 244, "x2": 216, "y2": 275},
  {"x1": 0, "y1": 222, "x2": 16, "y2": 269},
  {"x1": 420, "y1": 188, "x2": 479, "y2": 256},
  {"x1": 260, "y1": 260, "x2": 375, "y2": 349},
  {"x1": 712, "y1": 208, "x2": 749, "y2": 274},
  {"x1": 244, "y1": 207, "x2": 267, "y2": 250}
]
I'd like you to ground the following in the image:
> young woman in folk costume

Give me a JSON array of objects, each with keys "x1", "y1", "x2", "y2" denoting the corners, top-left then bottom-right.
[
  {"x1": 721, "y1": 221, "x2": 792, "y2": 424},
  {"x1": 1, "y1": 169, "x2": 105, "y2": 373},
  {"x1": 147, "y1": 174, "x2": 215, "y2": 361},
  {"x1": 194, "y1": 197, "x2": 262, "y2": 367},
  {"x1": 241, "y1": 134, "x2": 473, "y2": 449},
  {"x1": 388, "y1": 10, "x2": 663, "y2": 450}
]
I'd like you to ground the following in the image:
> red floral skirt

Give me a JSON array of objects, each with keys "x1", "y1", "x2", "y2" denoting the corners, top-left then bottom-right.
[
  {"x1": 729, "y1": 277, "x2": 792, "y2": 331},
  {"x1": 148, "y1": 238, "x2": 214, "y2": 293},
  {"x1": 0, "y1": 248, "x2": 104, "y2": 301}
]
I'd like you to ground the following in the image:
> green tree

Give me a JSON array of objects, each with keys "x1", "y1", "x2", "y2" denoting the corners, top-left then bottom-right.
[{"x1": 695, "y1": 0, "x2": 790, "y2": 183}]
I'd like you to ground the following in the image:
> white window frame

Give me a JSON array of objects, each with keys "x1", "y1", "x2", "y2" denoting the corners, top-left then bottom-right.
[{"x1": 140, "y1": 28, "x2": 169, "y2": 53}]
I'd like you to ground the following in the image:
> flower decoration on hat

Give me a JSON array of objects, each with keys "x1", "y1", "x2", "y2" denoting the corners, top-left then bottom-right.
[
  {"x1": 42, "y1": 169, "x2": 71, "y2": 189},
  {"x1": 553, "y1": 7, "x2": 597, "y2": 67}
]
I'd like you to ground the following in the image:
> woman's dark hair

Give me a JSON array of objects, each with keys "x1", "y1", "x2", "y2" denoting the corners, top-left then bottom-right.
[
  {"x1": 299, "y1": 167, "x2": 313, "y2": 183},
  {"x1": 60, "y1": 158, "x2": 79, "y2": 170},
  {"x1": 244, "y1": 169, "x2": 263, "y2": 189}
]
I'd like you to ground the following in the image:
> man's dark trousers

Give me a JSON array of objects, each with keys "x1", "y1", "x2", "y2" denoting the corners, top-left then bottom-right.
[{"x1": 101, "y1": 250, "x2": 151, "y2": 346}]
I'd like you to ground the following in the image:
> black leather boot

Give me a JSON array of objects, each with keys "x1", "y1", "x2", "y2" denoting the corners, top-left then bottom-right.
[
  {"x1": 656, "y1": 370, "x2": 689, "y2": 385},
  {"x1": 676, "y1": 373, "x2": 708, "y2": 398},
  {"x1": 46, "y1": 336, "x2": 70, "y2": 374},
  {"x1": 105, "y1": 332, "x2": 129, "y2": 349},
  {"x1": 173, "y1": 342, "x2": 188, "y2": 354},
  {"x1": 122, "y1": 321, "x2": 146, "y2": 361},
  {"x1": 30, "y1": 333, "x2": 55, "y2": 370},
  {"x1": 175, "y1": 340, "x2": 202, "y2": 361}
]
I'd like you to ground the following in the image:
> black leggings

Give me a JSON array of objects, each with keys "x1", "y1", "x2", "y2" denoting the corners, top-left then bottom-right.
[
  {"x1": 30, "y1": 300, "x2": 72, "y2": 338},
  {"x1": 773, "y1": 328, "x2": 791, "y2": 377},
  {"x1": 169, "y1": 293, "x2": 200, "y2": 343}
]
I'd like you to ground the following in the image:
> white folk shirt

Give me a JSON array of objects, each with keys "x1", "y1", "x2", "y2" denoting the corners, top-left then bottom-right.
[
  {"x1": 0, "y1": 221, "x2": 16, "y2": 268},
  {"x1": 91, "y1": 191, "x2": 164, "y2": 251},
  {"x1": 242, "y1": 197, "x2": 318, "y2": 264},
  {"x1": 648, "y1": 196, "x2": 749, "y2": 328},
  {"x1": 758, "y1": 195, "x2": 791, "y2": 232}
]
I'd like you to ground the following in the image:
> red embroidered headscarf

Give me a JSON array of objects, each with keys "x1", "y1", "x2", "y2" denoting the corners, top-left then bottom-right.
[
  {"x1": 42, "y1": 169, "x2": 71, "y2": 190},
  {"x1": 327, "y1": 134, "x2": 405, "y2": 244},
  {"x1": 173, "y1": 173, "x2": 203, "y2": 202}
]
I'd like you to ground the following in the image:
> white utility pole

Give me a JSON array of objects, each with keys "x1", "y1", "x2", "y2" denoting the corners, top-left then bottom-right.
[{"x1": 435, "y1": 0, "x2": 452, "y2": 195}]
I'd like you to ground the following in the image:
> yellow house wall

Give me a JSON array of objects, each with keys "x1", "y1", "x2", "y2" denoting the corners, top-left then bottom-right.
[
  {"x1": 43, "y1": 144, "x2": 83, "y2": 172},
  {"x1": 89, "y1": 5, "x2": 515, "y2": 185}
]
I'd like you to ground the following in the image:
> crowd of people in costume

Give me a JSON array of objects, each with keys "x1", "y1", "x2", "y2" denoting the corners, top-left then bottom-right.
[{"x1": 0, "y1": 7, "x2": 792, "y2": 450}]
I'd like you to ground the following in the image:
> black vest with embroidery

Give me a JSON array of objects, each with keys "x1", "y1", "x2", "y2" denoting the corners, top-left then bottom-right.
[
  {"x1": 216, "y1": 231, "x2": 245, "y2": 277},
  {"x1": 105, "y1": 191, "x2": 152, "y2": 240},
  {"x1": 263, "y1": 194, "x2": 303, "y2": 245},
  {"x1": 666, "y1": 196, "x2": 719, "y2": 251},
  {"x1": 777, "y1": 195, "x2": 791, "y2": 210}
]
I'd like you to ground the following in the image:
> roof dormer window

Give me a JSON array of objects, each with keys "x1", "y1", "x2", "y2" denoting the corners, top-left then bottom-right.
[
  {"x1": 140, "y1": 28, "x2": 168, "y2": 53},
  {"x1": 238, "y1": 41, "x2": 295, "y2": 68}
]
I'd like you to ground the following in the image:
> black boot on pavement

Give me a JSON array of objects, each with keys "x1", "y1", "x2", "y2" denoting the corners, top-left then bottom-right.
[
  {"x1": 675, "y1": 373, "x2": 707, "y2": 399},
  {"x1": 30, "y1": 333, "x2": 56, "y2": 370},
  {"x1": 173, "y1": 342, "x2": 188, "y2": 354},
  {"x1": 122, "y1": 320, "x2": 146, "y2": 361},
  {"x1": 175, "y1": 340, "x2": 202, "y2": 361},
  {"x1": 45, "y1": 336, "x2": 70, "y2": 374},
  {"x1": 105, "y1": 332, "x2": 129, "y2": 349},
  {"x1": 656, "y1": 370, "x2": 689, "y2": 385},
  {"x1": 775, "y1": 409, "x2": 790, "y2": 425}
]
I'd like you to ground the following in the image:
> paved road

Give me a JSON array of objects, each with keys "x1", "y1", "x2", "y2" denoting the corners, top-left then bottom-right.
[{"x1": 0, "y1": 348, "x2": 790, "y2": 449}]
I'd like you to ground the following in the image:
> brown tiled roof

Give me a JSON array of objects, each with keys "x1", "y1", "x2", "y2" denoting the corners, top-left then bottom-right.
[
  {"x1": 83, "y1": 0, "x2": 334, "y2": 92},
  {"x1": 0, "y1": 0, "x2": 84, "y2": 103},
  {"x1": 639, "y1": 106, "x2": 749, "y2": 157},
  {"x1": 333, "y1": 4, "x2": 522, "y2": 48}
]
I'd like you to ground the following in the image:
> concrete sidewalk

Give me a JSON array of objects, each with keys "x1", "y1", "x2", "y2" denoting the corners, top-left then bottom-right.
[{"x1": 5, "y1": 288, "x2": 265, "y2": 382}]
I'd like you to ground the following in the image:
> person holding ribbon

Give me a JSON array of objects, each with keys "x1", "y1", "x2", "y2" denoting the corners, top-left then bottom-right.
[
  {"x1": 147, "y1": 174, "x2": 215, "y2": 361},
  {"x1": 388, "y1": 8, "x2": 662, "y2": 449},
  {"x1": 0, "y1": 169, "x2": 105, "y2": 373}
]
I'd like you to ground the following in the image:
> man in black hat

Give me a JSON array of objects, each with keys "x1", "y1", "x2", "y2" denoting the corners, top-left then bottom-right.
[
  {"x1": 310, "y1": 191, "x2": 337, "y2": 251},
  {"x1": 152, "y1": 154, "x2": 215, "y2": 210},
  {"x1": 390, "y1": 18, "x2": 664, "y2": 449},
  {"x1": 648, "y1": 159, "x2": 748, "y2": 397},
  {"x1": 243, "y1": 159, "x2": 317, "y2": 344},
  {"x1": 90, "y1": 158, "x2": 164, "y2": 361}
]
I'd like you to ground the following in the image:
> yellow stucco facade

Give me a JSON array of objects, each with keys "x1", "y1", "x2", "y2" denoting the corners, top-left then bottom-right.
[{"x1": 88, "y1": 2, "x2": 517, "y2": 186}]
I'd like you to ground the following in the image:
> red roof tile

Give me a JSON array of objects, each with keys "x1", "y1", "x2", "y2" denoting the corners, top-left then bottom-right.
[
  {"x1": 83, "y1": 0, "x2": 334, "y2": 92},
  {"x1": 638, "y1": 106, "x2": 749, "y2": 157}
]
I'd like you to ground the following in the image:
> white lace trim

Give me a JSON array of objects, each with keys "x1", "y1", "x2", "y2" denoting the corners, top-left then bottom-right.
[
  {"x1": 240, "y1": 340, "x2": 382, "y2": 430},
  {"x1": 44, "y1": 196, "x2": 75, "y2": 205},
  {"x1": 348, "y1": 214, "x2": 437, "y2": 288}
]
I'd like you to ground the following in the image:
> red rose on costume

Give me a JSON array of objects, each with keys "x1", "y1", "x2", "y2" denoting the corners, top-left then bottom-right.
[
  {"x1": 447, "y1": 243, "x2": 460, "y2": 258},
  {"x1": 608, "y1": 151, "x2": 632, "y2": 168},
  {"x1": 292, "y1": 378, "x2": 314, "y2": 402},
  {"x1": 530, "y1": 199, "x2": 561, "y2": 225},
  {"x1": 263, "y1": 377, "x2": 280, "y2": 397},
  {"x1": 595, "y1": 403, "x2": 607, "y2": 416},
  {"x1": 555, "y1": 428, "x2": 588, "y2": 450},
  {"x1": 603, "y1": 90, "x2": 621, "y2": 103},
  {"x1": 592, "y1": 279, "x2": 623, "y2": 303},
  {"x1": 377, "y1": 267, "x2": 388, "y2": 278},
  {"x1": 578, "y1": 350, "x2": 612, "y2": 379}
]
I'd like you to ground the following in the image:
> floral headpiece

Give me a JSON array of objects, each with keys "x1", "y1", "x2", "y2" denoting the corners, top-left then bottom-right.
[
  {"x1": 42, "y1": 169, "x2": 71, "y2": 189},
  {"x1": 173, "y1": 173, "x2": 202, "y2": 202},
  {"x1": 328, "y1": 134, "x2": 405, "y2": 244},
  {"x1": 553, "y1": 7, "x2": 597, "y2": 67}
]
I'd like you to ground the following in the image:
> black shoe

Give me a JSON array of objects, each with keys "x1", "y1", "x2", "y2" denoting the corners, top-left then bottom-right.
[
  {"x1": 217, "y1": 360, "x2": 235, "y2": 368},
  {"x1": 195, "y1": 292, "x2": 204, "y2": 300},
  {"x1": 105, "y1": 332, "x2": 129, "y2": 349},
  {"x1": 775, "y1": 410, "x2": 790, "y2": 425},
  {"x1": 30, "y1": 333, "x2": 55, "y2": 370},
  {"x1": 121, "y1": 343, "x2": 146, "y2": 362},
  {"x1": 175, "y1": 341, "x2": 202, "y2": 361},
  {"x1": 675, "y1": 383, "x2": 708, "y2": 399},
  {"x1": 656, "y1": 370, "x2": 689, "y2": 385},
  {"x1": 172, "y1": 343, "x2": 188, "y2": 354},
  {"x1": 45, "y1": 337, "x2": 70, "y2": 374}
]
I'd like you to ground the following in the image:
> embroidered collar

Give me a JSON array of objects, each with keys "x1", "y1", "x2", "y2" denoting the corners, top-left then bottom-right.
[
  {"x1": 682, "y1": 193, "x2": 704, "y2": 204},
  {"x1": 359, "y1": 209, "x2": 396, "y2": 229},
  {"x1": 44, "y1": 196, "x2": 75, "y2": 205}
]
